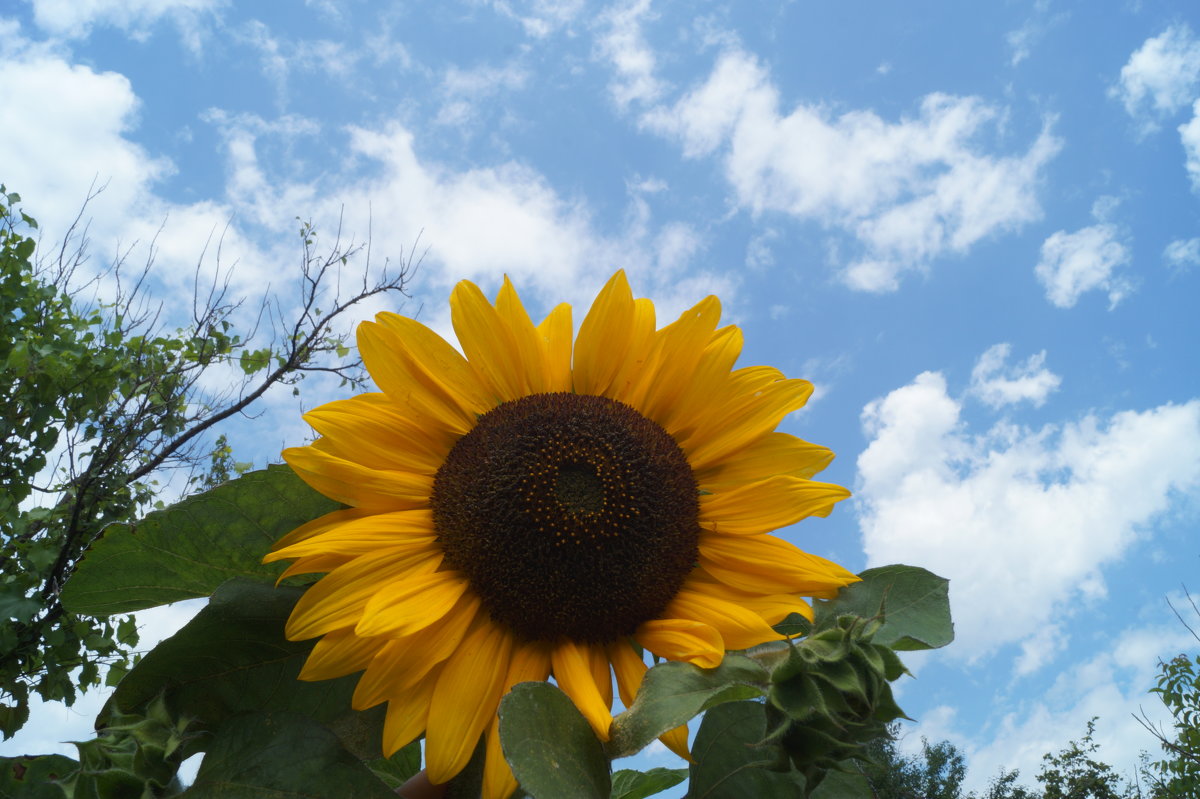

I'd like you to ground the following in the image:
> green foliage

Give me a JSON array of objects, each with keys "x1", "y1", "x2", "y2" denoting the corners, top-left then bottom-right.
[
  {"x1": 499, "y1": 682, "x2": 611, "y2": 799},
  {"x1": 1035, "y1": 718, "x2": 1139, "y2": 799},
  {"x1": 180, "y1": 712, "x2": 396, "y2": 799},
  {"x1": 859, "y1": 724, "x2": 968, "y2": 799},
  {"x1": 61, "y1": 466, "x2": 342, "y2": 616},
  {"x1": 609, "y1": 767, "x2": 688, "y2": 799},
  {"x1": 0, "y1": 187, "x2": 414, "y2": 737},
  {"x1": 1139, "y1": 593, "x2": 1200, "y2": 797}
]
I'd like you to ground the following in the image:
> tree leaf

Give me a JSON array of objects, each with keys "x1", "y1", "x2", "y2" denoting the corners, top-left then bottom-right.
[
  {"x1": 610, "y1": 767, "x2": 688, "y2": 799},
  {"x1": 687, "y1": 701, "x2": 803, "y2": 799},
  {"x1": 180, "y1": 711, "x2": 394, "y2": 798},
  {"x1": 815, "y1": 565, "x2": 953, "y2": 651},
  {"x1": 607, "y1": 654, "x2": 769, "y2": 759},
  {"x1": 0, "y1": 754, "x2": 79, "y2": 799},
  {"x1": 365, "y1": 740, "x2": 422, "y2": 790},
  {"x1": 499, "y1": 681, "x2": 610, "y2": 799},
  {"x1": 62, "y1": 465, "x2": 342, "y2": 616},
  {"x1": 105, "y1": 578, "x2": 364, "y2": 751}
]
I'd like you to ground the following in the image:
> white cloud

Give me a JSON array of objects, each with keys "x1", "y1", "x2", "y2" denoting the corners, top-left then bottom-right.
[
  {"x1": 1164, "y1": 236, "x2": 1200, "y2": 273},
  {"x1": 856, "y1": 369, "x2": 1200, "y2": 664},
  {"x1": 642, "y1": 49, "x2": 1060, "y2": 292},
  {"x1": 200, "y1": 110, "x2": 729, "y2": 326},
  {"x1": 1114, "y1": 24, "x2": 1200, "y2": 128},
  {"x1": 0, "y1": 49, "x2": 173, "y2": 240},
  {"x1": 952, "y1": 616, "x2": 1199, "y2": 792},
  {"x1": 436, "y1": 61, "x2": 530, "y2": 127},
  {"x1": 485, "y1": 0, "x2": 585, "y2": 38},
  {"x1": 1034, "y1": 224, "x2": 1132, "y2": 309},
  {"x1": 28, "y1": 0, "x2": 223, "y2": 49},
  {"x1": 596, "y1": 0, "x2": 666, "y2": 110},
  {"x1": 969, "y1": 344, "x2": 1061, "y2": 408},
  {"x1": 1180, "y1": 100, "x2": 1200, "y2": 191}
]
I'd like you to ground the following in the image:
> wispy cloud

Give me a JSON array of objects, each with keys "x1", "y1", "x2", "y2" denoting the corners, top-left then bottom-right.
[{"x1": 640, "y1": 49, "x2": 1060, "y2": 292}]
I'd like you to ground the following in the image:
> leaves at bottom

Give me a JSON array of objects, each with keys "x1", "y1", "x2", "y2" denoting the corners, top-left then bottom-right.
[
  {"x1": 499, "y1": 681, "x2": 610, "y2": 799},
  {"x1": 687, "y1": 701, "x2": 803, "y2": 799},
  {"x1": 180, "y1": 711, "x2": 394, "y2": 798}
]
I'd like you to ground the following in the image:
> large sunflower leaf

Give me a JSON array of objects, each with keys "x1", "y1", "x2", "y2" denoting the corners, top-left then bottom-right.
[
  {"x1": 687, "y1": 701, "x2": 803, "y2": 799},
  {"x1": 499, "y1": 681, "x2": 610, "y2": 799},
  {"x1": 815, "y1": 565, "x2": 953, "y2": 652},
  {"x1": 180, "y1": 711, "x2": 394, "y2": 798},
  {"x1": 606, "y1": 654, "x2": 769, "y2": 759},
  {"x1": 610, "y1": 767, "x2": 688, "y2": 799},
  {"x1": 104, "y1": 579, "x2": 367, "y2": 757},
  {"x1": 62, "y1": 465, "x2": 342, "y2": 616}
]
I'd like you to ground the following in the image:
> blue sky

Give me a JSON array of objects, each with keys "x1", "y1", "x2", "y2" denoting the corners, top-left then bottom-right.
[{"x1": 2, "y1": 0, "x2": 1199, "y2": 790}]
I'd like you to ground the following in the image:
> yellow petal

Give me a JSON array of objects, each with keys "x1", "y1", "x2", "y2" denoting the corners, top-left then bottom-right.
[
  {"x1": 695, "y1": 431, "x2": 835, "y2": 489},
  {"x1": 634, "y1": 618, "x2": 724, "y2": 669},
  {"x1": 622, "y1": 295, "x2": 722, "y2": 423},
  {"x1": 659, "y1": 724, "x2": 692, "y2": 761},
  {"x1": 589, "y1": 641, "x2": 613, "y2": 709},
  {"x1": 425, "y1": 621, "x2": 514, "y2": 784},
  {"x1": 664, "y1": 590, "x2": 781, "y2": 650},
  {"x1": 266, "y1": 508, "x2": 376, "y2": 555},
  {"x1": 276, "y1": 553, "x2": 346, "y2": 582},
  {"x1": 699, "y1": 476, "x2": 851, "y2": 535},
  {"x1": 607, "y1": 641, "x2": 646, "y2": 709},
  {"x1": 661, "y1": 325, "x2": 743, "y2": 437},
  {"x1": 381, "y1": 669, "x2": 439, "y2": 757},
  {"x1": 605, "y1": 297, "x2": 657, "y2": 402},
  {"x1": 495, "y1": 275, "x2": 550, "y2": 394},
  {"x1": 483, "y1": 714, "x2": 519, "y2": 799},
  {"x1": 483, "y1": 640, "x2": 554, "y2": 799},
  {"x1": 573, "y1": 271, "x2": 635, "y2": 396},
  {"x1": 683, "y1": 375, "x2": 815, "y2": 471},
  {"x1": 303, "y1": 401, "x2": 447, "y2": 474},
  {"x1": 298, "y1": 629, "x2": 388, "y2": 682},
  {"x1": 698, "y1": 533, "x2": 858, "y2": 596},
  {"x1": 285, "y1": 548, "x2": 441, "y2": 640},
  {"x1": 265, "y1": 509, "x2": 436, "y2": 563},
  {"x1": 351, "y1": 594, "x2": 481, "y2": 711},
  {"x1": 552, "y1": 640, "x2": 613, "y2": 742},
  {"x1": 283, "y1": 445, "x2": 433, "y2": 510},
  {"x1": 373, "y1": 311, "x2": 494, "y2": 415},
  {"x1": 537, "y1": 302, "x2": 573, "y2": 392},
  {"x1": 452, "y1": 280, "x2": 527, "y2": 402},
  {"x1": 357, "y1": 321, "x2": 478, "y2": 435},
  {"x1": 355, "y1": 570, "x2": 471, "y2": 638}
]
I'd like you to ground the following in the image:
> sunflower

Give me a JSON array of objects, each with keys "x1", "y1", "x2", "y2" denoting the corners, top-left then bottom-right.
[{"x1": 265, "y1": 271, "x2": 857, "y2": 798}]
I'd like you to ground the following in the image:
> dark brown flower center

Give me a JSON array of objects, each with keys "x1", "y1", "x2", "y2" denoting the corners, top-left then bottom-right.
[{"x1": 431, "y1": 392, "x2": 699, "y2": 642}]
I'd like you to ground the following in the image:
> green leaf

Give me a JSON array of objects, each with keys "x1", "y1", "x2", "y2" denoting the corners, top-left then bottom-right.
[
  {"x1": 105, "y1": 579, "x2": 363, "y2": 748},
  {"x1": 62, "y1": 466, "x2": 343, "y2": 616},
  {"x1": 807, "y1": 764, "x2": 873, "y2": 798},
  {"x1": 607, "y1": 654, "x2": 769, "y2": 759},
  {"x1": 687, "y1": 701, "x2": 803, "y2": 799},
  {"x1": 0, "y1": 754, "x2": 78, "y2": 798},
  {"x1": 610, "y1": 767, "x2": 688, "y2": 799},
  {"x1": 180, "y1": 711, "x2": 394, "y2": 798},
  {"x1": 499, "y1": 681, "x2": 610, "y2": 799},
  {"x1": 815, "y1": 565, "x2": 953, "y2": 651},
  {"x1": 365, "y1": 740, "x2": 422, "y2": 790}
]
